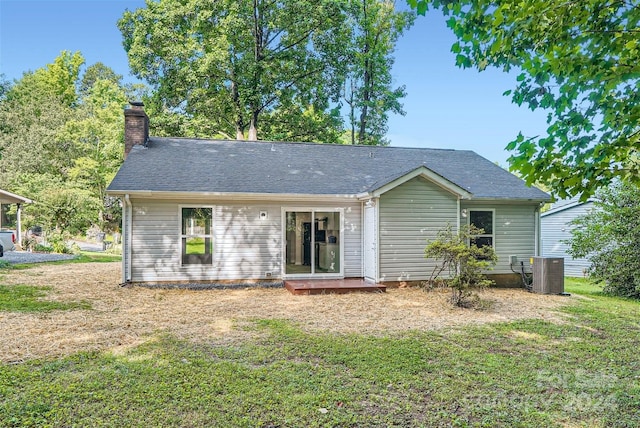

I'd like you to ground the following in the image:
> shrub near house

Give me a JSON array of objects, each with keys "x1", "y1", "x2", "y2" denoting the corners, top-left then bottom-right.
[
  {"x1": 569, "y1": 183, "x2": 640, "y2": 299},
  {"x1": 424, "y1": 225, "x2": 497, "y2": 307}
]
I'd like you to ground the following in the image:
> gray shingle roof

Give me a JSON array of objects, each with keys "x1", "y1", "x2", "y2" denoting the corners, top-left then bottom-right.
[
  {"x1": 541, "y1": 197, "x2": 596, "y2": 216},
  {"x1": 107, "y1": 138, "x2": 549, "y2": 201}
]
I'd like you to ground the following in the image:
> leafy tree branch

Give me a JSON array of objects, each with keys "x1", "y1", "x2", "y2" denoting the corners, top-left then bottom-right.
[{"x1": 407, "y1": 0, "x2": 640, "y2": 200}]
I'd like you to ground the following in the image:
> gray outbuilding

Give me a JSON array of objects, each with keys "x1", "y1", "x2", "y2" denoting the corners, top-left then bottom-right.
[{"x1": 541, "y1": 198, "x2": 595, "y2": 277}]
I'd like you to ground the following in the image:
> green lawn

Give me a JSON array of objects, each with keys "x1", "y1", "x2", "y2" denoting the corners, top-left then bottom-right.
[
  {"x1": 0, "y1": 285, "x2": 90, "y2": 312},
  {"x1": 1, "y1": 278, "x2": 638, "y2": 427},
  {"x1": 565, "y1": 276, "x2": 607, "y2": 296}
]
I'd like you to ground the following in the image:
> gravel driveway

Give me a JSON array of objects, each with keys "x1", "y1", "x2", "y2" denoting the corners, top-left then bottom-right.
[{"x1": 0, "y1": 251, "x2": 77, "y2": 264}]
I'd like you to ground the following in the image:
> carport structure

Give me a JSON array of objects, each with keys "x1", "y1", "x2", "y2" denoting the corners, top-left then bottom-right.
[{"x1": 0, "y1": 189, "x2": 32, "y2": 246}]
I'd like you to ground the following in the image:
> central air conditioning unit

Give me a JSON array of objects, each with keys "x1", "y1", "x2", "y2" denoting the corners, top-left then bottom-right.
[{"x1": 531, "y1": 257, "x2": 564, "y2": 294}]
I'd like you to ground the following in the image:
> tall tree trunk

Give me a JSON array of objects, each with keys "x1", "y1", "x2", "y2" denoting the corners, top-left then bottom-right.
[
  {"x1": 358, "y1": 65, "x2": 371, "y2": 144},
  {"x1": 349, "y1": 81, "x2": 356, "y2": 145},
  {"x1": 231, "y1": 79, "x2": 245, "y2": 140},
  {"x1": 248, "y1": 109, "x2": 259, "y2": 140},
  {"x1": 248, "y1": 0, "x2": 263, "y2": 142},
  {"x1": 358, "y1": 0, "x2": 371, "y2": 145}
]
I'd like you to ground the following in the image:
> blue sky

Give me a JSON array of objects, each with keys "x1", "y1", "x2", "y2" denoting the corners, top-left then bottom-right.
[{"x1": 0, "y1": 0, "x2": 549, "y2": 165}]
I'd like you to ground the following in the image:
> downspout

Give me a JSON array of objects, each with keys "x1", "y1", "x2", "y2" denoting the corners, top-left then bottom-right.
[
  {"x1": 535, "y1": 204, "x2": 541, "y2": 256},
  {"x1": 361, "y1": 201, "x2": 365, "y2": 278},
  {"x1": 124, "y1": 194, "x2": 132, "y2": 283},
  {"x1": 456, "y1": 197, "x2": 462, "y2": 278}
]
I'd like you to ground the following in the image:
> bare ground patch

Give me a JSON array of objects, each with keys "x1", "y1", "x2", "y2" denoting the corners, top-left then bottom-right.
[{"x1": 0, "y1": 262, "x2": 576, "y2": 363}]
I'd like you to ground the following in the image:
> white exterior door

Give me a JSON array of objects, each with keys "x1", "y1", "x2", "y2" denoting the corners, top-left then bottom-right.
[{"x1": 364, "y1": 203, "x2": 377, "y2": 281}]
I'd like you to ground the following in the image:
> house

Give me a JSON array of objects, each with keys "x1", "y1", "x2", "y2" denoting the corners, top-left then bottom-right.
[
  {"x1": 0, "y1": 189, "x2": 32, "y2": 246},
  {"x1": 107, "y1": 103, "x2": 549, "y2": 286},
  {"x1": 541, "y1": 198, "x2": 596, "y2": 277}
]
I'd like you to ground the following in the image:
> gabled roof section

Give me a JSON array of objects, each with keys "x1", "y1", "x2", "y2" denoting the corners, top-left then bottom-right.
[
  {"x1": 107, "y1": 138, "x2": 550, "y2": 201},
  {"x1": 361, "y1": 165, "x2": 473, "y2": 199},
  {"x1": 0, "y1": 189, "x2": 32, "y2": 204}
]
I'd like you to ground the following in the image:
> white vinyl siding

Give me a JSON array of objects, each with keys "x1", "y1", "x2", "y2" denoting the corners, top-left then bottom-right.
[
  {"x1": 462, "y1": 202, "x2": 538, "y2": 274},
  {"x1": 128, "y1": 198, "x2": 361, "y2": 283},
  {"x1": 378, "y1": 176, "x2": 458, "y2": 282},
  {"x1": 541, "y1": 202, "x2": 594, "y2": 277}
]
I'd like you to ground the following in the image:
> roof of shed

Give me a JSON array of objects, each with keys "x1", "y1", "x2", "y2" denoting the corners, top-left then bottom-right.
[
  {"x1": 541, "y1": 197, "x2": 596, "y2": 217},
  {"x1": 107, "y1": 138, "x2": 549, "y2": 201}
]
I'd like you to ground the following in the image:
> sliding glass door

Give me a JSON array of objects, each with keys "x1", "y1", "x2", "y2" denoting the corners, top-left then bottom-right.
[{"x1": 284, "y1": 210, "x2": 341, "y2": 276}]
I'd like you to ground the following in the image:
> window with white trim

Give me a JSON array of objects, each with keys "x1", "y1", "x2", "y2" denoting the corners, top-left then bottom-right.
[
  {"x1": 181, "y1": 207, "x2": 213, "y2": 265},
  {"x1": 469, "y1": 210, "x2": 494, "y2": 249}
]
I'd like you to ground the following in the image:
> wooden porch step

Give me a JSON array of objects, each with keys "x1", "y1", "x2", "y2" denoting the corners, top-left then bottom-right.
[{"x1": 284, "y1": 279, "x2": 386, "y2": 295}]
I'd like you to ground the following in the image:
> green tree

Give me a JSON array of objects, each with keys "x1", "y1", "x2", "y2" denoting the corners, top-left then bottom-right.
[
  {"x1": 9, "y1": 173, "x2": 99, "y2": 235},
  {"x1": 260, "y1": 103, "x2": 344, "y2": 143},
  {"x1": 0, "y1": 74, "x2": 9, "y2": 100},
  {"x1": 424, "y1": 224, "x2": 497, "y2": 307},
  {"x1": 36, "y1": 187, "x2": 100, "y2": 234},
  {"x1": 0, "y1": 53, "x2": 127, "y2": 233},
  {"x1": 79, "y1": 62, "x2": 123, "y2": 96},
  {"x1": 63, "y1": 78, "x2": 128, "y2": 229},
  {"x1": 569, "y1": 183, "x2": 640, "y2": 299},
  {"x1": 32, "y1": 50, "x2": 85, "y2": 107},
  {"x1": 408, "y1": 0, "x2": 640, "y2": 200},
  {"x1": 119, "y1": 0, "x2": 349, "y2": 141},
  {"x1": 0, "y1": 52, "x2": 84, "y2": 186},
  {"x1": 344, "y1": 0, "x2": 414, "y2": 145}
]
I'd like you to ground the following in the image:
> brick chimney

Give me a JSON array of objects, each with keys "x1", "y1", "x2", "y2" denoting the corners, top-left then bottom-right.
[{"x1": 124, "y1": 101, "x2": 149, "y2": 159}]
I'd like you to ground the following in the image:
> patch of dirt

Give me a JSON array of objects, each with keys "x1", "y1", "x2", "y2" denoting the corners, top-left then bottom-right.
[{"x1": 0, "y1": 263, "x2": 577, "y2": 363}]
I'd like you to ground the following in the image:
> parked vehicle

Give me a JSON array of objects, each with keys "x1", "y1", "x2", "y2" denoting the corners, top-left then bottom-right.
[
  {"x1": 0, "y1": 230, "x2": 16, "y2": 253},
  {"x1": 27, "y1": 225, "x2": 42, "y2": 237}
]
